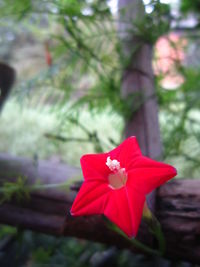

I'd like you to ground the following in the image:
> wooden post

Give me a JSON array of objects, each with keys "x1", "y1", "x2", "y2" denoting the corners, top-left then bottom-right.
[{"x1": 118, "y1": 0, "x2": 162, "y2": 211}]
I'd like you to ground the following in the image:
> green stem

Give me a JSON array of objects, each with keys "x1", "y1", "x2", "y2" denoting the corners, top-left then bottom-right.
[
  {"x1": 146, "y1": 214, "x2": 166, "y2": 255},
  {"x1": 107, "y1": 222, "x2": 160, "y2": 256}
]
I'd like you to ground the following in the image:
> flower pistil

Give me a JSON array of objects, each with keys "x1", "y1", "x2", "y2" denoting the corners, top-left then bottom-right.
[{"x1": 106, "y1": 156, "x2": 127, "y2": 189}]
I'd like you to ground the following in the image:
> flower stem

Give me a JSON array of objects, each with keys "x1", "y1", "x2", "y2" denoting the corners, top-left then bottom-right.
[{"x1": 106, "y1": 221, "x2": 160, "y2": 256}]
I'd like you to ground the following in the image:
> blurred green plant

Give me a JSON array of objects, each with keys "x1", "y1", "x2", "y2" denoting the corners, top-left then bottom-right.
[
  {"x1": 180, "y1": 0, "x2": 200, "y2": 15},
  {"x1": 0, "y1": 176, "x2": 30, "y2": 204}
]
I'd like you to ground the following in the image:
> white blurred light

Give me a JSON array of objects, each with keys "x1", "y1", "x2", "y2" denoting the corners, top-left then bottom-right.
[
  {"x1": 146, "y1": 5, "x2": 154, "y2": 13},
  {"x1": 143, "y1": 0, "x2": 151, "y2": 4},
  {"x1": 82, "y1": 7, "x2": 93, "y2": 16},
  {"x1": 160, "y1": 0, "x2": 171, "y2": 3},
  {"x1": 108, "y1": 0, "x2": 179, "y2": 14},
  {"x1": 160, "y1": 0, "x2": 179, "y2": 4},
  {"x1": 108, "y1": 0, "x2": 118, "y2": 14}
]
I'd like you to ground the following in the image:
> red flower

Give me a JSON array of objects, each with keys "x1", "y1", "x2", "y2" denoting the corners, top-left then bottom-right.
[{"x1": 70, "y1": 137, "x2": 177, "y2": 237}]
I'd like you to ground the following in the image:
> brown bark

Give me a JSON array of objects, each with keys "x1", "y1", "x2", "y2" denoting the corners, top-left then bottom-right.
[
  {"x1": 157, "y1": 180, "x2": 200, "y2": 262},
  {"x1": 0, "y1": 154, "x2": 199, "y2": 263}
]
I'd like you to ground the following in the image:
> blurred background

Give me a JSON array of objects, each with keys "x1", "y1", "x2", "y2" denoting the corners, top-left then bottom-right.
[{"x1": 0, "y1": 0, "x2": 200, "y2": 266}]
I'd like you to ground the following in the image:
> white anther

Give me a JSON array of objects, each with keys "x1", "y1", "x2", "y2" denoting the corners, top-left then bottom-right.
[{"x1": 106, "y1": 156, "x2": 121, "y2": 172}]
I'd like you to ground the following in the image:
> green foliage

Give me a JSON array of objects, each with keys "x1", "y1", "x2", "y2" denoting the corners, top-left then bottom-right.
[
  {"x1": 0, "y1": 176, "x2": 30, "y2": 204},
  {"x1": 3, "y1": 231, "x2": 107, "y2": 267},
  {"x1": 32, "y1": 247, "x2": 53, "y2": 264},
  {"x1": 0, "y1": 225, "x2": 17, "y2": 239},
  {"x1": 136, "y1": 1, "x2": 170, "y2": 44},
  {"x1": 0, "y1": 0, "x2": 32, "y2": 19},
  {"x1": 180, "y1": 0, "x2": 200, "y2": 14},
  {"x1": 156, "y1": 65, "x2": 200, "y2": 177}
]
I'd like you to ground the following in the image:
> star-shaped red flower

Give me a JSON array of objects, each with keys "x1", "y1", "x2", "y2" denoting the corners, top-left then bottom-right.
[{"x1": 70, "y1": 137, "x2": 177, "y2": 237}]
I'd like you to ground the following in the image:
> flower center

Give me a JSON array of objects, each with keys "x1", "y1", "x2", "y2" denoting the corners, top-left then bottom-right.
[{"x1": 106, "y1": 156, "x2": 127, "y2": 189}]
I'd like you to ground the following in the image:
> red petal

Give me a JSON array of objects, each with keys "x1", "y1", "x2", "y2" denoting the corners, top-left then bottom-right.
[
  {"x1": 80, "y1": 153, "x2": 110, "y2": 182},
  {"x1": 70, "y1": 180, "x2": 111, "y2": 216},
  {"x1": 109, "y1": 136, "x2": 142, "y2": 171},
  {"x1": 127, "y1": 156, "x2": 177, "y2": 194},
  {"x1": 104, "y1": 186, "x2": 145, "y2": 237}
]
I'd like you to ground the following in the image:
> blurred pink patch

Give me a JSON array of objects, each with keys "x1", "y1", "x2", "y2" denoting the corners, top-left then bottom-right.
[{"x1": 154, "y1": 33, "x2": 187, "y2": 89}]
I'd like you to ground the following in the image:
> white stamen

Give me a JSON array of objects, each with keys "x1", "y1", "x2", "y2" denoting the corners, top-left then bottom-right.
[{"x1": 106, "y1": 156, "x2": 121, "y2": 172}]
